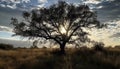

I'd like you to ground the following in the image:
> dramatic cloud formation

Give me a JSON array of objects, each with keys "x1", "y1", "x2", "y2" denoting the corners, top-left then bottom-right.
[
  {"x1": 0, "y1": 0, "x2": 120, "y2": 46},
  {"x1": 0, "y1": 0, "x2": 24, "y2": 10},
  {"x1": 96, "y1": 0, "x2": 120, "y2": 22},
  {"x1": 0, "y1": 0, "x2": 47, "y2": 10}
]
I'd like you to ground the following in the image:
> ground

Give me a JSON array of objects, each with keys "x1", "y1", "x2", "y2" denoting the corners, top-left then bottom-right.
[{"x1": 0, "y1": 47, "x2": 120, "y2": 69}]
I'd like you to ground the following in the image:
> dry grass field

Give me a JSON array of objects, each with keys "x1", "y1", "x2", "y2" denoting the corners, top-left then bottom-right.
[{"x1": 0, "y1": 47, "x2": 120, "y2": 69}]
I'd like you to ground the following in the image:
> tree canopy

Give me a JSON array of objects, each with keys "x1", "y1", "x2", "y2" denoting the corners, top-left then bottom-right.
[{"x1": 11, "y1": 1, "x2": 104, "y2": 54}]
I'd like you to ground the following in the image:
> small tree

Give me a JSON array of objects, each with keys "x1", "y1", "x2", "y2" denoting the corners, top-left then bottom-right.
[
  {"x1": 30, "y1": 40, "x2": 38, "y2": 48},
  {"x1": 93, "y1": 42, "x2": 105, "y2": 51},
  {"x1": 11, "y1": 1, "x2": 104, "y2": 54}
]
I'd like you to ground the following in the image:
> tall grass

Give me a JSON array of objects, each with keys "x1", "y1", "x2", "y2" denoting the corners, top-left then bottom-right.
[{"x1": 0, "y1": 48, "x2": 120, "y2": 69}]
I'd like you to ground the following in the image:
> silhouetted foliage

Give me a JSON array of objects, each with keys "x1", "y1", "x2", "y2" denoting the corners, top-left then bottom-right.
[
  {"x1": 42, "y1": 46, "x2": 47, "y2": 49},
  {"x1": 0, "y1": 43, "x2": 14, "y2": 50},
  {"x1": 16, "y1": 47, "x2": 27, "y2": 49},
  {"x1": 30, "y1": 45, "x2": 38, "y2": 49},
  {"x1": 11, "y1": 1, "x2": 105, "y2": 54},
  {"x1": 93, "y1": 42, "x2": 104, "y2": 51},
  {"x1": 30, "y1": 40, "x2": 38, "y2": 48}
]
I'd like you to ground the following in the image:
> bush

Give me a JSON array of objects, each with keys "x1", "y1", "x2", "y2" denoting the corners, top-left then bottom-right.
[
  {"x1": 0, "y1": 43, "x2": 14, "y2": 50},
  {"x1": 93, "y1": 42, "x2": 104, "y2": 51},
  {"x1": 30, "y1": 45, "x2": 38, "y2": 49},
  {"x1": 42, "y1": 46, "x2": 47, "y2": 49}
]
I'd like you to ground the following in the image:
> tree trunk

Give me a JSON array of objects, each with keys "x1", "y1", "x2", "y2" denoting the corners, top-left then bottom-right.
[{"x1": 60, "y1": 43, "x2": 66, "y2": 54}]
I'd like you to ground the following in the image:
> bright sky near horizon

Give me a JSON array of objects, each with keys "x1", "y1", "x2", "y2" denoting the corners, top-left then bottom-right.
[{"x1": 0, "y1": 0, "x2": 120, "y2": 47}]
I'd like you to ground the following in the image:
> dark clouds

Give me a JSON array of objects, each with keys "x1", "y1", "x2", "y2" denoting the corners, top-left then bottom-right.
[
  {"x1": 0, "y1": 6, "x2": 23, "y2": 27},
  {"x1": 0, "y1": 0, "x2": 48, "y2": 27},
  {"x1": 95, "y1": 0, "x2": 120, "y2": 22},
  {"x1": 0, "y1": 0, "x2": 120, "y2": 24}
]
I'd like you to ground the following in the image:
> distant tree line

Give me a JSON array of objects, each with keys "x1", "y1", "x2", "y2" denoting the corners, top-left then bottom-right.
[{"x1": 0, "y1": 43, "x2": 14, "y2": 50}]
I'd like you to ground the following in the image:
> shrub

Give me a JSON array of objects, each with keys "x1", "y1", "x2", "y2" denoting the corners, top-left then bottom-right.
[
  {"x1": 93, "y1": 42, "x2": 104, "y2": 51},
  {"x1": 30, "y1": 45, "x2": 38, "y2": 49},
  {"x1": 0, "y1": 43, "x2": 14, "y2": 50},
  {"x1": 42, "y1": 46, "x2": 47, "y2": 49}
]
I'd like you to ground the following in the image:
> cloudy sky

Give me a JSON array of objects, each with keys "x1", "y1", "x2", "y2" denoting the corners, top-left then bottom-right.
[{"x1": 0, "y1": 0, "x2": 120, "y2": 47}]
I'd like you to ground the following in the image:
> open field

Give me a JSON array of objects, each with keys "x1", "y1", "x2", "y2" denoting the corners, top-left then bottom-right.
[{"x1": 0, "y1": 48, "x2": 120, "y2": 69}]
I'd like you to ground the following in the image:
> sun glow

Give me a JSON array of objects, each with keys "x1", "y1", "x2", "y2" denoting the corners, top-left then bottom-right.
[
  {"x1": 59, "y1": 21, "x2": 70, "y2": 35},
  {"x1": 60, "y1": 26, "x2": 67, "y2": 34}
]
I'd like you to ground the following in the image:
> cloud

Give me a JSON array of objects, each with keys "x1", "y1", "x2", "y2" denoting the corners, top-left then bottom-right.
[
  {"x1": 0, "y1": 29, "x2": 29, "y2": 41},
  {"x1": 0, "y1": 0, "x2": 18, "y2": 9},
  {"x1": 22, "y1": 0, "x2": 30, "y2": 3},
  {"x1": 110, "y1": 33, "x2": 120, "y2": 38},
  {"x1": 83, "y1": 0, "x2": 115, "y2": 4},
  {"x1": 107, "y1": 20, "x2": 120, "y2": 38},
  {"x1": 0, "y1": 31, "x2": 15, "y2": 40},
  {"x1": 38, "y1": 0, "x2": 47, "y2": 3},
  {"x1": 0, "y1": 25, "x2": 16, "y2": 40},
  {"x1": 0, "y1": 0, "x2": 20, "y2": 4},
  {"x1": 0, "y1": 25, "x2": 12, "y2": 32},
  {"x1": 70, "y1": 0, "x2": 119, "y2": 22},
  {"x1": 0, "y1": 4, "x2": 5, "y2": 7},
  {"x1": 83, "y1": 0, "x2": 102, "y2": 4},
  {"x1": 0, "y1": 0, "x2": 27, "y2": 9},
  {"x1": 88, "y1": 19, "x2": 120, "y2": 46},
  {"x1": 36, "y1": 4, "x2": 45, "y2": 8},
  {"x1": 95, "y1": 0, "x2": 120, "y2": 22},
  {"x1": 0, "y1": 26, "x2": 32, "y2": 41},
  {"x1": 0, "y1": 0, "x2": 44, "y2": 10},
  {"x1": 6, "y1": 4, "x2": 17, "y2": 9},
  {"x1": 0, "y1": 38, "x2": 32, "y2": 47},
  {"x1": 96, "y1": 5, "x2": 103, "y2": 9},
  {"x1": 0, "y1": 0, "x2": 30, "y2": 4}
]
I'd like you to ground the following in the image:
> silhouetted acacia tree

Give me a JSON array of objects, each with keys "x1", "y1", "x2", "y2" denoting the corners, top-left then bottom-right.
[{"x1": 11, "y1": 1, "x2": 104, "y2": 54}]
